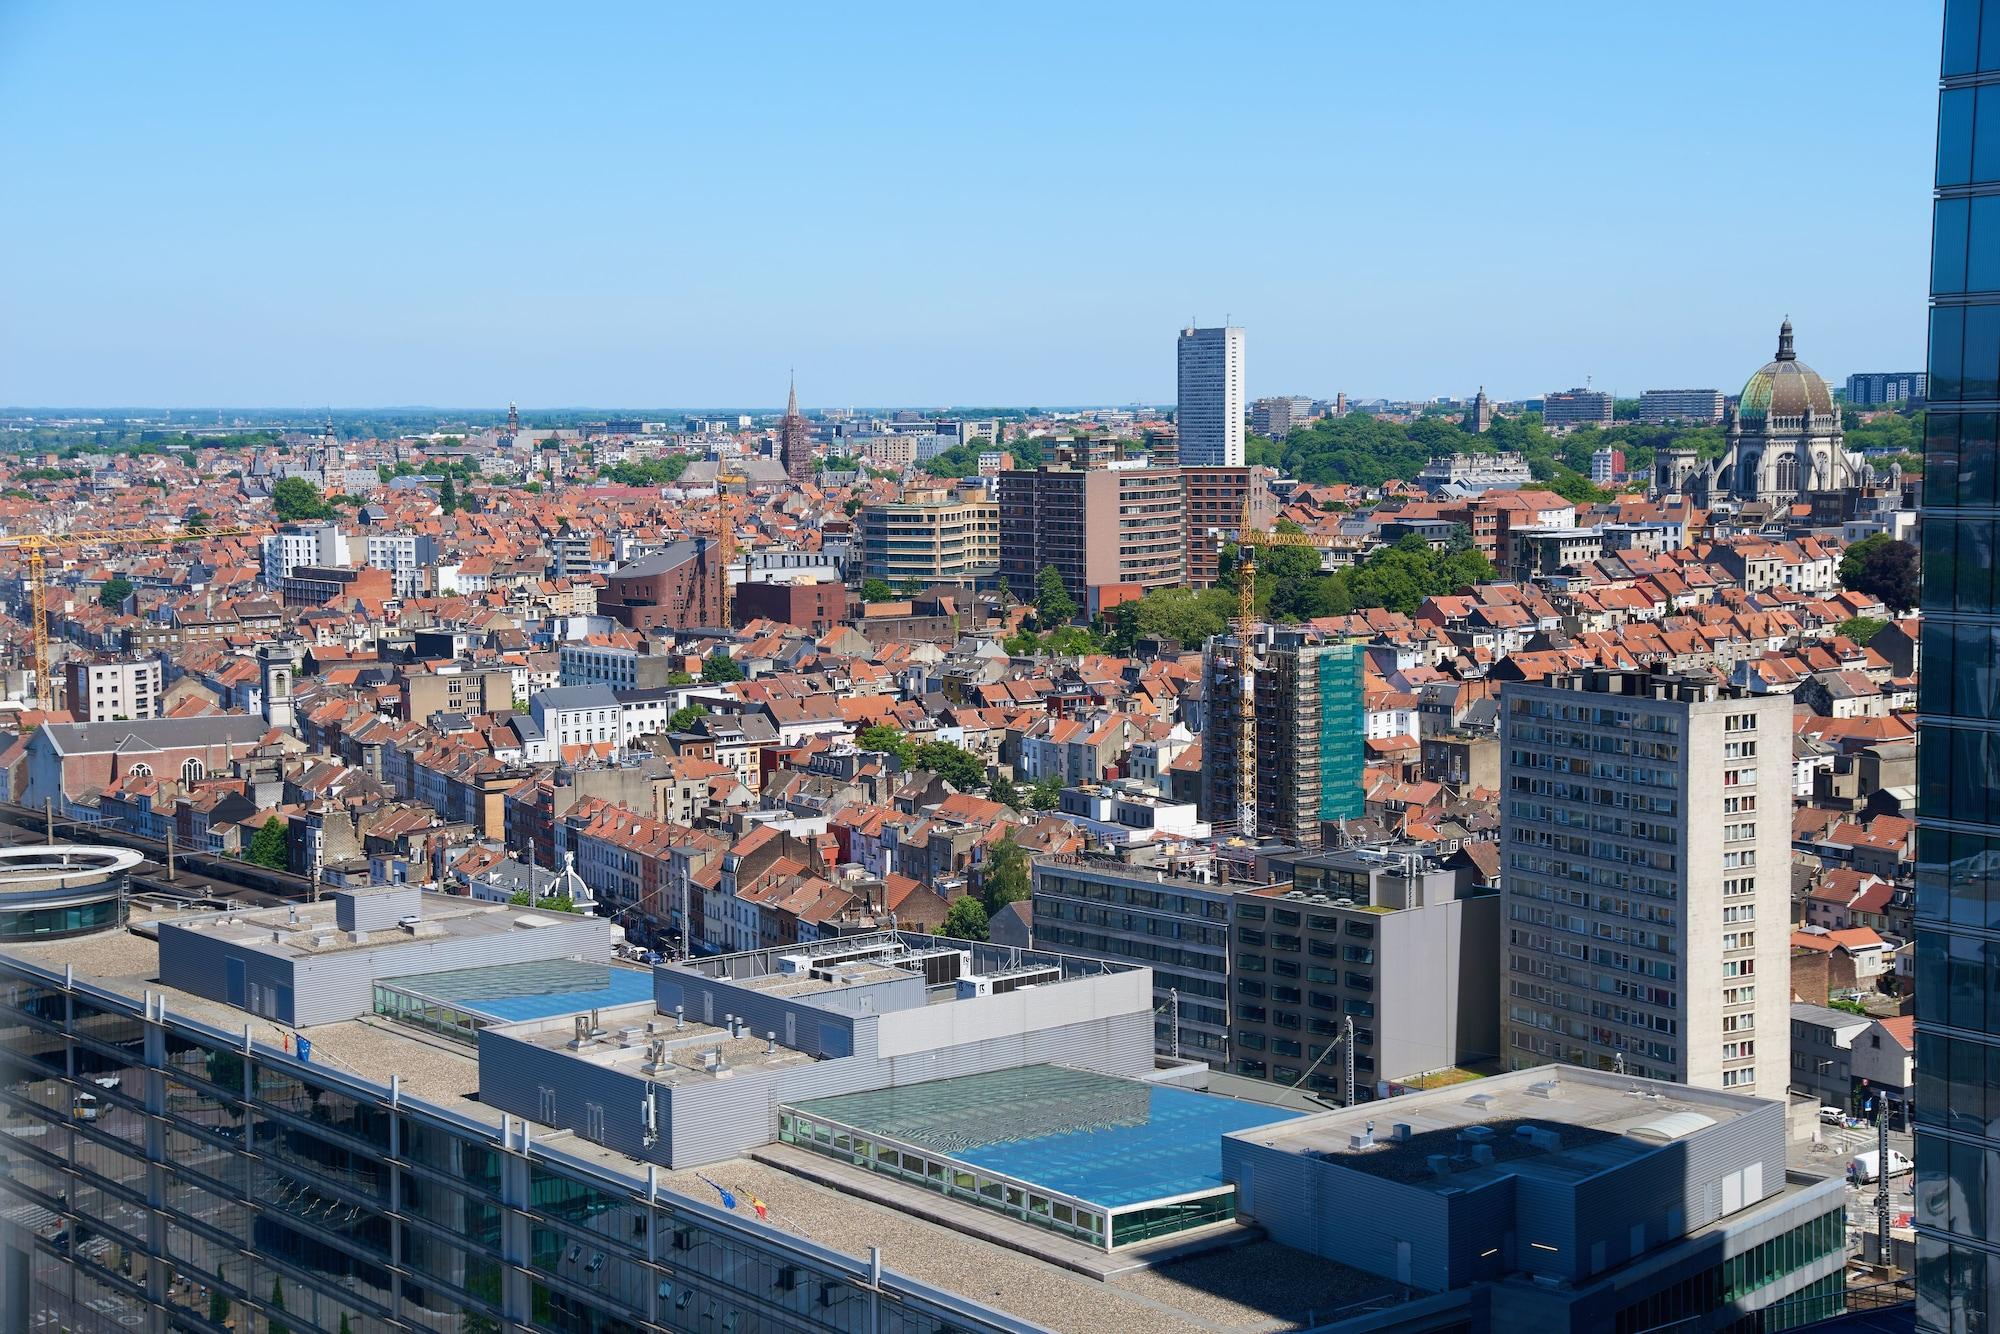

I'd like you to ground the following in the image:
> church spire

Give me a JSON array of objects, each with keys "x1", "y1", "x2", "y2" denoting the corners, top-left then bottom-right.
[
  {"x1": 1776, "y1": 318, "x2": 1795, "y2": 362},
  {"x1": 785, "y1": 370, "x2": 798, "y2": 419}
]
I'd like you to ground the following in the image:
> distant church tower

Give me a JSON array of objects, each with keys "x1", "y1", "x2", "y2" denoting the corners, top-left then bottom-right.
[
  {"x1": 781, "y1": 375, "x2": 813, "y2": 486},
  {"x1": 1466, "y1": 386, "x2": 1494, "y2": 434},
  {"x1": 507, "y1": 401, "x2": 520, "y2": 437},
  {"x1": 258, "y1": 642, "x2": 297, "y2": 731}
]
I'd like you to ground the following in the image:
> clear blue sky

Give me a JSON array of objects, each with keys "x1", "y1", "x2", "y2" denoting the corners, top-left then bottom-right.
[{"x1": 0, "y1": 2, "x2": 1942, "y2": 410}]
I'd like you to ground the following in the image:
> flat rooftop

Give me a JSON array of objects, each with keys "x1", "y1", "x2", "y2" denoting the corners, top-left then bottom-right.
[
  {"x1": 164, "y1": 893, "x2": 594, "y2": 959},
  {"x1": 379, "y1": 958, "x2": 657, "y2": 1023},
  {"x1": 506, "y1": 1003, "x2": 819, "y2": 1082},
  {"x1": 790, "y1": 1065, "x2": 1302, "y2": 1209},
  {"x1": 1242, "y1": 1066, "x2": 1762, "y2": 1191},
  {"x1": 6, "y1": 914, "x2": 1391, "y2": 1333}
]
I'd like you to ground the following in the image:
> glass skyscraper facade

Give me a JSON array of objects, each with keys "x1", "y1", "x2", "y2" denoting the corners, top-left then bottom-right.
[{"x1": 1920, "y1": 4, "x2": 2000, "y2": 1329}]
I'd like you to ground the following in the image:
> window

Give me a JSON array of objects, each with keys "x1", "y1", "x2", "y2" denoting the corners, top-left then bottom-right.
[{"x1": 181, "y1": 758, "x2": 205, "y2": 785}]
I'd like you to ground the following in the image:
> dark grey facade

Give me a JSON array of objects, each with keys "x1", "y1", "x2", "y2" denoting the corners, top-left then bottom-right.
[
  {"x1": 1030, "y1": 858, "x2": 1233, "y2": 1064},
  {"x1": 1918, "y1": 5, "x2": 2000, "y2": 1329},
  {"x1": 1230, "y1": 864, "x2": 1499, "y2": 1104},
  {"x1": 1221, "y1": 1067, "x2": 1847, "y2": 1332}
]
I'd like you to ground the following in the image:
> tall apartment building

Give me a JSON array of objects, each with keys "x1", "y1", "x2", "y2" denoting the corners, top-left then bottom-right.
[
  {"x1": 1541, "y1": 387, "x2": 1615, "y2": 430},
  {"x1": 1845, "y1": 370, "x2": 1927, "y2": 406},
  {"x1": 1917, "y1": 8, "x2": 2000, "y2": 1326},
  {"x1": 856, "y1": 485, "x2": 999, "y2": 587},
  {"x1": 61, "y1": 656, "x2": 161, "y2": 721},
  {"x1": 1499, "y1": 669, "x2": 1791, "y2": 1096},
  {"x1": 1202, "y1": 629, "x2": 1364, "y2": 847},
  {"x1": 258, "y1": 521, "x2": 349, "y2": 589},
  {"x1": 1635, "y1": 388, "x2": 1726, "y2": 424},
  {"x1": 1031, "y1": 856, "x2": 1233, "y2": 1065},
  {"x1": 1249, "y1": 395, "x2": 1312, "y2": 439},
  {"x1": 1181, "y1": 466, "x2": 1278, "y2": 588},
  {"x1": 1176, "y1": 325, "x2": 1245, "y2": 466},
  {"x1": 996, "y1": 465, "x2": 1184, "y2": 613},
  {"x1": 364, "y1": 531, "x2": 440, "y2": 597}
]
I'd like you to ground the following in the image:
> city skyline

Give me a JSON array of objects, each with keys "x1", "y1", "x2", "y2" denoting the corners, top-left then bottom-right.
[{"x1": 0, "y1": 2, "x2": 1938, "y2": 407}]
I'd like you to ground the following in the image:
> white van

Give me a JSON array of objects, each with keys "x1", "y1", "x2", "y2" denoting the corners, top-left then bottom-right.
[
  {"x1": 1818, "y1": 1106, "x2": 1848, "y2": 1126},
  {"x1": 1848, "y1": 1148, "x2": 1913, "y2": 1183}
]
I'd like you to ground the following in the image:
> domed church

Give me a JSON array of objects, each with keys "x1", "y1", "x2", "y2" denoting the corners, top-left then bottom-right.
[{"x1": 1656, "y1": 321, "x2": 1864, "y2": 507}]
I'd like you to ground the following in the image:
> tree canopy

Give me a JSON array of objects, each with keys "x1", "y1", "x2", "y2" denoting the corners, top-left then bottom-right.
[
  {"x1": 942, "y1": 896, "x2": 990, "y2": 942},
  {"x1": 983, "y1": 834, "x2": 1031, "y2": 912},
  {"x1": 1839, "y1": 535, "x2": 1920, "y2": 614},
  {"x1": 604, "y1": 456, "x2": 690, "y2": 486},
  {"x1": 859, "y1": 577, "x2": 897, "y2": 603},
  {"x1": 700, "y1": 652, "x2": 744, "y2": 683},
  {"x1": 854, "y1": 722, "x2": 917, "y2": 767},
  {"x1": 97, "y1": 575, "x2": 133, "y2": 609},
  {"x1": 272, "y1": 476, "x2": 332, "y2": 521},
  {"x1": 246, "y1": 817, "x2": 289, "y2": 870},
  {"x1": 667, "y1": 703, "x2": 708, "y2": 733},
  {"x1": 915, "y1": 739, "x2": 985, "y2": 791},
  {"x1": 1034, "y1": 565, "x2": 1079, "y2": 625},
  {"x1": 1834, "y1": 615, "x2": 1889, "y2": 646}
]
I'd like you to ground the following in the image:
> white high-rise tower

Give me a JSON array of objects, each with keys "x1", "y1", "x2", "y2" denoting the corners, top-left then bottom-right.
[{"x1": 1175, "y1": 326, "x2": 1245, "y2": 467}]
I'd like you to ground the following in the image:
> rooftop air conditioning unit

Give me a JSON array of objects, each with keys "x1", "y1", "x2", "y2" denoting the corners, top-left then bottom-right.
[{"x1": 777, "y1": 955, "x2": 812, "y2": 976}]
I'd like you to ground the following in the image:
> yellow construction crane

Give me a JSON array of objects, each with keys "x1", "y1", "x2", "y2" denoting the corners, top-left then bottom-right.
[
  {"x1": 713, "y1": 471, "x2": 747, "y2": 628},
  {"x1": 2, "y1": 526, "x2": 256, "y2": 709},
  {"x1": 1220, "y1": 502, "x2": 1320, "y2": 840}
]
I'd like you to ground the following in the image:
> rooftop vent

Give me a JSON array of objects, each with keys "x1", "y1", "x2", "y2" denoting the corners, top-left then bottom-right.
[
  {"x1": 1468, "y1": 1144, "x2": 1496, "y2": 1165},
  {"x1": 1426, "y1": 1154, "x2": 1454, "y2": 1177},
  {"x1": 1525, "y1": 1080, "x2": 1562, "y2": 1100}
]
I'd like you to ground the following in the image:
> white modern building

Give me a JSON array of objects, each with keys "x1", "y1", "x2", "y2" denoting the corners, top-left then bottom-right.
[
  {"x1": 364, "y1": 532, "x2": 439, "y2": 598},
  {"x1": 1176, "y1": 325, "x2": 1245, "y2": 467},
  {"x1": 61, "y1": 657, "x2": 162, "y2": 722},
  {"x1": 1500, "y1": 668, "x2": 1791, "y2": 1097},
  {"x1": 529, "y1": 684, "x2": 623, "y2": 756},
  {"x1": 259, "y1": 522, "x2": 350, "y2": 589}
]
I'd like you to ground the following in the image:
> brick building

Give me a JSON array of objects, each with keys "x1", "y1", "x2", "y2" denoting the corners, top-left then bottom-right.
[
  {"x1": 601, "y1": 540, "x2": 725, "y2": 632},
  {"x1": 733, "y1": 579, "x2": 849, "y2": 633}
]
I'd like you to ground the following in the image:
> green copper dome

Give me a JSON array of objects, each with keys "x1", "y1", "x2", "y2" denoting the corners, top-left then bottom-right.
[{"x1": 1737, "y1": 320, "x2": 1834, "y2": 426}]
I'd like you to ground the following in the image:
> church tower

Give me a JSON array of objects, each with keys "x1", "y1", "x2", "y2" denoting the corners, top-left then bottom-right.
[
  {"x1": 780, "y1": 375, "x2": 813, "y2": 486},
  {"x1": 258, "y1": 642, "x2": 298, "y2": 731}
]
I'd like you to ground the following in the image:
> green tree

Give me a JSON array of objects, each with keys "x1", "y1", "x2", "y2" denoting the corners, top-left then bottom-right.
[
  {"x1": 97, "y1": 575, "x2": 133, "y2": 609},
  {"x1": 507, "y1": 889, "x2": 576, "y2": 913},
  {"x1": 1034, "y1": 564, "x2": 1079, "y2": 625},
  {"x1": 943, "y1": 895, "x2": 990, "y2": 942},
  {"x1": 185, "y1": 508, "x2": 212, "y2": 533},
  {"x1": 667, "y1": 703, "x2": 708, "y2": 732},
  {"x1": 1834, "y1": 615, "x2": 1889, "y2": 646},
  {"x1": 246, "y1": 817, "x2": 289, "y2": 870},
  {"x1": 439, "y1": 473, "x2": 459, "y2": 514},
  {"x1": 666, "y1": 669, "x2": 694, "y2": 686},
  {"x1": 1840, "y1": 535, "x2": 1921, "y2": 613},
  {"x1": 1027, "y1": 773, "x2": 1063, "y2": 810},
  {"x1": 269, "y1": 1276, "x2": 290, "y2": 1334},
  {"x1": 1105, "y1": 586, "x2": 1235, "y2": 653},
  {"x1": 272, "y1": 476, "x2": 330, "y2": 521},
  {"x1": 987, "y1": 774, "x2": 1022, "y2": 808},
  {"x1": 983, "y1": 834, "x2": 1032, "y2": 912},
  {"x1": 898, "y1": 576, "x2": 927, "y2": 597},
  {"x1": 859, "y1": 577, "x2": 897, "y2": 603},
  {"x1": 700, "y1": 652, "x2": 743, "y2": 683},
  {"x1": 855, "y1": 723, "x2": 917, "y2": 767},
  {"x1": 916, "y1": 739, "x2": 985, "y2": 790}
]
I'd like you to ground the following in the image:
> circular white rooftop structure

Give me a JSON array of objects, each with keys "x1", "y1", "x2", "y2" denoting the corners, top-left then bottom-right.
[{"x1": 0, "y1": 844, "x2": 144, "y2": 941}]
